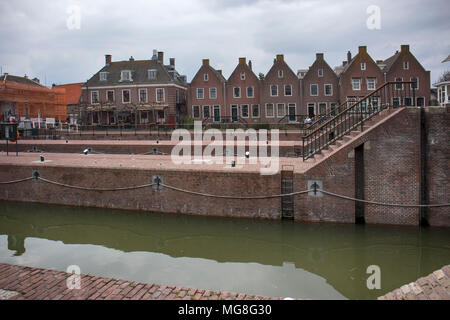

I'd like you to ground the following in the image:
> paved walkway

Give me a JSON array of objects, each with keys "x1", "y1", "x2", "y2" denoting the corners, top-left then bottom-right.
[
  {"x1": 0, "y1": 263, "x2": 282, "y2": 300},
  {"x1": 378, "y1": 265, "x2": 450, "y2": 300}
]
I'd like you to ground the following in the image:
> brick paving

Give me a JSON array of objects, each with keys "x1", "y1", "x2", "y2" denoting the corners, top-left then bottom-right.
[
  {"x1": 378, "y1": 265, "x2": 450, "y2": 300},
  {"x1": 0, "y1": 263, "x2": 283, "y2": 300}
]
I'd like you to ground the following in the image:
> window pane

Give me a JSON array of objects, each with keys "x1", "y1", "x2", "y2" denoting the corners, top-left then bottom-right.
[
  {"x1": 285, "y1": 85, "x2": 292, "y2": 96},
  {"x1": 266, "y1": 104, "x2": 274, "y2": 117}
]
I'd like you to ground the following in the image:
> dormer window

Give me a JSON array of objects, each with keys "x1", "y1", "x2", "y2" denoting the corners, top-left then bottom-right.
[
  {"x1": 278, "y1": 70, "x2": 283, "y2": 78},
  {"x1": 204, "y1": 73, "x2": 209, "y2": 81},
  {"x1": 148, "y1": 69, "x2": 157, "y2": 80},
  {"x1": 318, "y1": 69, "x2": 323, "y2": 77},
  {"x1": 99, "y1": 72, "x2": 108, "y2": 81},
  {"x1": 121, "y1": 70, "x2": 132, "y2": 81},
  {"x1": 361, "y1": 63, "x2": 366, "y2": 71},
  {"x1": 240, "y1": 72, "x2": 245, "y2": 80},
  {"x1": 403, "y1": 61, "x2": 409, "y2": 70}
]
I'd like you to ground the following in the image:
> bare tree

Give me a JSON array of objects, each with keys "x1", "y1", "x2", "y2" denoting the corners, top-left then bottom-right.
[{"x1": 438, "y1": 70, "x2": 450, "y2": 82}]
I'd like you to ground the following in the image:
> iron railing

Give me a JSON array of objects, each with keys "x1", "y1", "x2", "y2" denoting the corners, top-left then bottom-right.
[{"x1": 302, "y1": 81, "x2": 417, "y2": 161}]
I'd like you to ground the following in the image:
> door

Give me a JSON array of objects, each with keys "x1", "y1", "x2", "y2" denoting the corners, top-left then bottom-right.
[
  {"x1": 231, "y1": 105, "x2": 238, "y2": 122},
  {"x1": 308, "y1": 104, "x2": 315, "y2": 117},
  {"x1": 213, "y1": 106, "x2": 220, "y2": 122},
  {"x1": 288, "y1": 104, "x2": 296, "y2": 122}
]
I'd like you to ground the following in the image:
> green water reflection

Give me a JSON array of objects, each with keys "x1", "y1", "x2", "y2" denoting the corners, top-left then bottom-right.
[{"x1": 0, "y1": 201, "x2": 449, "y2": 300}]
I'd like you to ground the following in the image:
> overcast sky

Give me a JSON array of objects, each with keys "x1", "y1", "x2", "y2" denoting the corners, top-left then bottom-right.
[{"x1": 1, "y1": 0, "x2": 449, "y2": 86}]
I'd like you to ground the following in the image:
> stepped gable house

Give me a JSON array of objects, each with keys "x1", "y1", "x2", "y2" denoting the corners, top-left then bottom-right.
[
  {"x1": 188, "y1": 59, "x2": 227, "y2": 122},
  {"x1": 261, "y1": 54, "x2": 301, "y2": 122},
  {"x1": 81, "y1": 50, "x2": 187, "y2": 126},
  {"x1": 301, "y1": 53, "x2": 340, "y2": 117}
]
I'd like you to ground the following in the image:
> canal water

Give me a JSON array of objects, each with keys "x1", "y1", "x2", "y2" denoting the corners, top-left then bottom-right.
[{"x1": 0, "y1": 201, "x2": 449, "y2": 300}]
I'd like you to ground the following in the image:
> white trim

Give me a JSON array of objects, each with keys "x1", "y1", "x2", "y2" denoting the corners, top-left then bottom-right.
[
  {"x1": 324, "y1": 83, "x2": 333, "y2": 96},
  {"x1": 265, "y1": 103, "x2": 275, "y2": 118},
  {"x1": 202, "y1": 105, "x2": 210, "y2": 119},
  {"x1": 192, "y1": 105, "x2": 200, "y2": 119},
  {"x1": 233, "y1": 87, "x2": 241, "y2": 98},
  {"x1": 278, "y1": 70, "x2": 284, "y2": 78},
  {"x1": 82, "y1": 83, "x2": 187, "y2": 90},
  {"x1": 361, "y1": 63, "x2": 366, "y2": 71},
  {"x1": 366, "y1": 78, "x2": 376, "y2": 91},
  {"x1": 99, "y1": 72, "x2": 108, "y2": 81},
  {"x1": 120, "y1": 70, "x2": 132, "y2": 82},
  {"x1": 240, "y1": 104, "x2": 249, "y2": 118},
  {"x1": 287, "y1": 103, "x2": 296, "y2": 122},
  {"x1": 246, "y1": 86, "x2": 254, "y2": 98},
  {"x1": 395, "y1": 77, "x2": 403, "y2": 90},
  {"x1": 403, "y1": 61, "x2": 409, "y2": 70},
  {"x1": 204, "y1": 73, "x2": 209, "y2": 81},
  {"x1": 240, "y1": 72, "x2": 245, "y2": 80},
  {"x1": 230, "y1": 104, "x2": 239, "y2": 120},
  {"x1": 410, "y1": 77, "x2": 419, "y2": 90},
  {"x1": 318, "y1": 68, "x2": 323, "y2": 77},
  {"x1": 148, "y1": 69, "x2": 157, "y2": 80},
  {"x1": 156, "y1": 88, "x2": 165, "y2": 102},
  {"x1": 209, "y1": 87, "x2": 217, "y2": 99},
  {"x1": 139, "y1": 88, "x2": 148, "y2": 103},
  {"x1": 91, "y1": 91, "x2": 100, "y2": 104},
  {"x1": 251, "y1": 104, "x2": 260, "y2": 118},
  {"x1": 122, "y1": 89, "x2": 131, "y2": 104},
  {"x1": 318, "y1": 102, "x2": 327, "y2": 115},
  {"x1": 351, "y1": 78, "x2": 361, "y2": 91},
  {"x1": 270, "y1": 85, "x2": 278, "y2": 97},
  {"x1": 310, "y1": 83, "x2": 318, "y2": 96},
  {"x1": 284, "y1": 84, "x2": 292, "y2": 96},
  {"x1": 276, "y1": 103, "x2": 286, "y2": 118},
  {"x1": 197, "y1": 88, "x2": 204, "y2": 99}
]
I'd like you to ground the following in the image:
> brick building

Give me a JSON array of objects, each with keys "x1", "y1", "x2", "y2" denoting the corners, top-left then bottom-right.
[
  {"x1": 301, "y1": 53, "x2": 340, "y2": 117},
  {"x1": 81, "y1": 50, "x2": 187, "y2": 126},
  {"x1": 382, "y1": 45, "x2": 431, "y2": 106},
  {"x1": 188, "y1": 59, "x2": 226, "y2": 122},
  {"x1": 337, "y1": 46, "x2": 384, "y2": 106},
  {"x1": 226, "y1": 57, "x2": 261, "y2": 123},
  {"x1": 0, "y1": 73, "x2": 66, "y2": 124},
  {"x1": 261, "y1": 54, "x2": 301, "y2": 122},
  {"x1": 53, "y1": 82, "x2": 84, "y2": 124}
]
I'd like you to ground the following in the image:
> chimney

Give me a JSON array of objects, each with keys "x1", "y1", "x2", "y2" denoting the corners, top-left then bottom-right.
[
  {"x1": 152, "y1": 49, "x2": 158, "y2": 60},
  {"x1": 157, "y1": 51, "x2": 164, "y2": 64},
  {"x1": 239, "y1": 57, "x2": 246, "y2": 65},
  {"x1": 170, "y1": 58, "x2": 175, "y2": 67},
  {"x1": 248, "y1": 60, "x2": 252, "y2": 70},
  {"x1": 32, "y1": 77, "x2": 40, "y2": 84},
  {"x1": 202, "y1": 59, "x2": 210, "y2": 66},
  {"x1": 129, "y1": 56, "x2": 134, "y2": 62},
  {"x1": 316, "y1": 53, "x2": 324, "y2": 60},
  {"x1": 105, "y1": 54, "x2": 112, "y2": 65},
  {"x1": 358, "y1": 46, "x2": 367, "y2": 54},
  {"x1": 401, "y1": 45, "x2": 410, "y2": 53},
  {"x1": 343, "y1": 61, "x2": 347, "y2": 66},
  {"x1": 276, "y1": 54, "x2": 284, "y2": 62},
  {"x1": 217, "y1": 70, "x2": 222, "y2": 76},
  {"x1": 347, "y1": 51, "x2": 352, "y2": 63}
]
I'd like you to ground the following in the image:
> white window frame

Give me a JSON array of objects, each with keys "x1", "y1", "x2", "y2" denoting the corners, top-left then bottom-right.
[
  {"x1": 99, "y1": 72, "x2": 108, "y2": 81},
  {"x1": 240, "y1": 72, "x2": 245, "y2": 80},
  {"x1": 246, "y1": 86, "x2": 254, "y2": 98},
  {"x1": 395, "y1": 77, "x2": 403, "y2": 90},
  {"x1": 233, "y1": 87, "x2": 241, "y2": 98},
  {"x1": 204, "y1": 73, "x2": 209, "y2": 81},
  {"x1": 122, "y1": 89, "x2": 131, "y2": 104},
  {"x1": 361, "y1": 63, "x2": 366, "y2": 71},
  {"x1": 209, "y1": 87, "x2": 217, "y2": 99},
  {"x1": 324, "y1": 84, "x2": 333, "y2": 96},
  {"x1": 91, "y1": 91, "x2": 99, "y2": 104},
  {"x1": 213, "y1": 105, "x2": 221, "y2": 122},
  {"x1": 265, "y1": 103, "x2": 274, "y2": 118},
  {"x1": 352, "y1": 78, "x2": 361, "y2": 91},
  {"x1": 367, "y1": 78, "x2": 376, "y2": 91},
  {"x1": 197, "y1": 88, "x2": 204, "y2": 99},
  {"x1": 403, "y1": 61, "x2": 409, "y2": 70},
  {"x1": 318, "y1": 68, "x2": 323, "y2": 77},
  {"x1": 284, "y1": 84, "x2": 292, "y2": 96},
  {"x1": 156, "y1": 88, "x2": 165, "y2": 102},
  {"x1": 276, "y1": 103, "x2": 285, "y2": 118},
  {"x1": 278, "y1": 70, "x2": 284, "y2": 78},
  {"x1": 106, "y1": 90, "x2": 115, "y2": 103},
  {"x1": 139, "y1": 88, "x2": 148, "y2": 103},
  {"x1": 270, "y1": 85, "x2": 278, "y2": 97},
  {"x1": 230, "y1": 104, "x2": 239, "y2": 120},
  {"x1": 148, "y1": 69, "x2": 157, "y2": 80},
  {"x1": 241, "y1": 104, "x2": 249, "y2": 118},
  {"x1": 310, "y1": 84, "x2": 318, "y2": 96},
  {"x1": 318, "y1": 102, "x2": 327, "y2": 115},
  {"x1": 192, "y1": 105, "x2": 200, "y2": 119},
  {"x1": 252, "y1": 104, "x2": 260, "y2": 118},
  {"x1": 288, "y1": 103, "x2": 296, "y2": 122},
  {"x1": 120, "y1": 70, "x2": 132, "y2": 82},
  {"x1": 307, "y1": 103, "x2": 316, "y2": 117},
  {"x1": 410, "y1": 77, "x2": 419, "y2": 90}
]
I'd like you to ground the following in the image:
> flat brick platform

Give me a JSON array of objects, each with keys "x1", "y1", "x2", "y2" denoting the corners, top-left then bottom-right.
[
  {"x1": 0, "y1": 263, "x2": 283, "y2": 300},
  {"x1": 378, "y1": 265, "x2": 450, "y2": 300}
]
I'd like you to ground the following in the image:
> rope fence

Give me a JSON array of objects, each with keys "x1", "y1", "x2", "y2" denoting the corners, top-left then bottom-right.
[{"x1": 0, "y1": 175, "x2": 449, "y2": 208}]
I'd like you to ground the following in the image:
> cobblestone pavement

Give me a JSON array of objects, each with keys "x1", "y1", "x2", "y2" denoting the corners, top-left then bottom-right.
[
  {"x1": 378, "y1": 265, "x2": 450, "y2": 300},
  {"x1": 0, "y1": 263, "x2": 284, "y2": 300}
]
